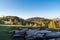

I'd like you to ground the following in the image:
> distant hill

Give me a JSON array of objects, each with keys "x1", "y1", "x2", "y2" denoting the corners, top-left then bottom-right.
[
  {"x1": 0, "y1": 16, "x2": 39, "y2": 27},
  {"x1": 0, "y1": 16, "x2": 25, "y2": 25},
  {"x1": 26, "y1": 17, "x2": 51, "y2": 24},
  {"x1": 26, "y1": 17, "x2": 60, "y2": 28},
  {"x1": 0, "y1": 16, "x2": 60, "y2": 28},
  {"x1": 54, "y1": 18, "x2": 60, "y2": 20}
]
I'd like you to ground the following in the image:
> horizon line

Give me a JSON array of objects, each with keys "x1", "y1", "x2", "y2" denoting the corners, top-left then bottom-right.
[{"x1": 0, "y1": 15, "x2": 60, "y2": 19}]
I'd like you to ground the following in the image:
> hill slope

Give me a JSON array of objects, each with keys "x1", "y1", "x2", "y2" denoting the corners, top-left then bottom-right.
[
  {"x1": 0, "y1": 16, "x2": 60, "y2": 28},
  {"x1": 0, "y1": 16, "x2": 39, "y2": 27},
  {"x1": 26, "y1": 17, "x2": 60, "y2": 28}
]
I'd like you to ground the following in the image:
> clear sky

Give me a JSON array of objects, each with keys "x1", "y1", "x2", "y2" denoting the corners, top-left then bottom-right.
[{"x1": 0, "y1": 0, "x2": 60, "y2": 19}]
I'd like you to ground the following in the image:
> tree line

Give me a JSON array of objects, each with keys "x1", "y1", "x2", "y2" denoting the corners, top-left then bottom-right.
[{"x1": 0, "y1": 16, "x2": 60, "y2": 28}]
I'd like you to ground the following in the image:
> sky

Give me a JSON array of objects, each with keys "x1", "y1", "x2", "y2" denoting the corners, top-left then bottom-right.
[{"x1": 0, "y1": 0, "x2": 60, "y2": 19}]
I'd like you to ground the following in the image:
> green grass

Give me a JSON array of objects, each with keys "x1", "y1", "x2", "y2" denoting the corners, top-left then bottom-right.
[
  {"x1": 0, "y1": 25, "x2": 36, "y2": 40},
  {"x1": 0, "y1": 26, "x2": 25, "y2": 40},
  {"x1": 0, "y1": 31, "x2": 11, "y2": 40},
  {"x1": 1, "y1": 25, "x2": 60, "y2": 40},
  {"x1": 0, "y1": 31, "x2": 24, "y2": 40},
  {"x1": 49, "y1": 28, "x2": 60, "y2": 32}
]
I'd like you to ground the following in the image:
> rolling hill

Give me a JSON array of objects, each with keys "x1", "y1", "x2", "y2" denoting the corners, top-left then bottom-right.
[
  {"x1": 0, "y1": 16, "x2": 39, "y2": 27},
  {"x1": 0, "y1": 16, "x2": 60, "y2": 28},
  {"x1": 26, "y1": 17, "x2": 60, "y2": 28}
]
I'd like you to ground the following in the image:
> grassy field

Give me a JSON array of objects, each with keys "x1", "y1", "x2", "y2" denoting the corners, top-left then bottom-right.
[
  {"x1": 0, "y1": 31, "x2": 11, "y2": 40},
  {"x1": 0, "y1": 25, "x2": 60, "y2": 40},
  {"x1": 0, "y1": 25, "x2": 38, "y2": 40},
  {"x1": 0, "y1": 26, "x2": 25, "y2": 40},
  {"x1": 50, "y1": 28, "x2": 60, "y2": 32}
]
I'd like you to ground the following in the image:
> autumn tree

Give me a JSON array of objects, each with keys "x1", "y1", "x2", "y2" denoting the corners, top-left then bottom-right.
[{"x1": 48, "y1": 20, "x2": 56, "y2": 28}]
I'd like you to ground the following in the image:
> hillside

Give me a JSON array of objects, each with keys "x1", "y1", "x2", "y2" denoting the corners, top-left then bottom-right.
[
  {"x1": 54, "y1": 18, "x2": 60, "y2": 20},
  {"x1": 0, "y1": 16, "x2": 60, "y2": 28},
  {"x1": 0, "y1": 16, "x2": 39, "y2": 27},
  {"x1": 26, "y1": 17, "x2": 60, "y2": 28},
  {"x1": 0, "y1": 16, "x2": 24, "y2": 25}
]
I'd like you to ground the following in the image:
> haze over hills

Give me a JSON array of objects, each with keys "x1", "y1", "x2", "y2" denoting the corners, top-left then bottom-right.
[
  {"x1": 0, "y1": 16, "x2": 60, "y2": 28},
  {"x1": 54, "y1": 18, "x2": 60, "y2": 20}
]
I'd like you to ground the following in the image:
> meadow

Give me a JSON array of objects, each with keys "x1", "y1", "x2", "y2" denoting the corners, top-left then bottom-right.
[
  {"x1": 0, "y1": 26, "x2": 25, "y2": 40},
  {"x1": 0, "y1": 25, "x2": 60, "y2": 40}
]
